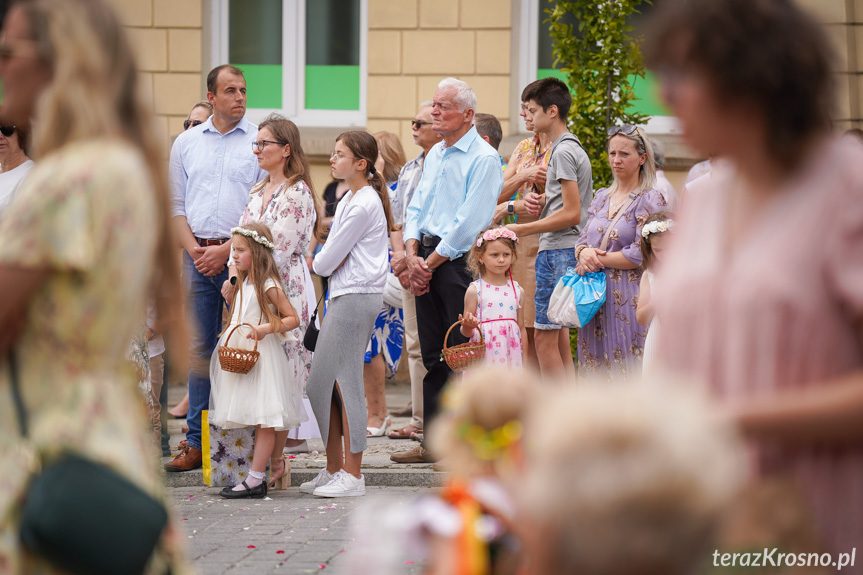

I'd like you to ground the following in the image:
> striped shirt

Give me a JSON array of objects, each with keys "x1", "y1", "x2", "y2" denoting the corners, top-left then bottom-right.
[
  {"x1": 403, "y1": 126, "x2": 503, "y2": 260},
  {"x1": 391, "y1": 151, "x2": 425, "y2": 228}
]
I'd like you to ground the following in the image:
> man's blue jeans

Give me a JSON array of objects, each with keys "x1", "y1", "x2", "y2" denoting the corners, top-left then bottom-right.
[{"x1": 183, "y1": 252, "x2": 228, "y2": 451}]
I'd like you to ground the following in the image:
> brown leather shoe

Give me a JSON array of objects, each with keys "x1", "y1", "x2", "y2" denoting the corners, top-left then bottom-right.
[
  {"x1": 390, "y1": 446, "x2": 435, "y2": 464},
  {"x1": 164, "y1": 445, "x2": 202, "y2": 472}
]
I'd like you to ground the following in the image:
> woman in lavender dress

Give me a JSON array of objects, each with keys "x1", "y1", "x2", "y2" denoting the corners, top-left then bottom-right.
[{"x1": 574, "y1": 126, "x2": 666, "y2": 381}]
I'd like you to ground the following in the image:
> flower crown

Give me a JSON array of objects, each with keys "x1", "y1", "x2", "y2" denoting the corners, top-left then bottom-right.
[
  {"x1": 476, "y1": 227, "x2": 519, "y2": 248},
  {"x1": 231, "y1": 226, "x2": 276, "y2": 251},
  {"x1": 641, "y1": 219, "x2": 674, "y2": 239},
  {"x1": 456, "y1": 420, "x2": 523, "y2": 461}
]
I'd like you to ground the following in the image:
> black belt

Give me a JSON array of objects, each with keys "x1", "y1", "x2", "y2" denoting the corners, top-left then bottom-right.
[{"x1": 420, "y1": 235, "x2": 441, "y2": 248}]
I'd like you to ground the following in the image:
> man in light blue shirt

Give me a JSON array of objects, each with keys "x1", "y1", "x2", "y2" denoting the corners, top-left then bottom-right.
[
  {"x1": 165, "y1": 65, "x2": 265, "y2": 472},
  {"x1": 392, "y1": 78, "x2": 503, "y2": 464}
]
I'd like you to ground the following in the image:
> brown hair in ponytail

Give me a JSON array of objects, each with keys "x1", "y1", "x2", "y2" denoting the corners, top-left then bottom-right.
[{"x1": 335, "y1": 130, "x2": 398, "y2": 232}]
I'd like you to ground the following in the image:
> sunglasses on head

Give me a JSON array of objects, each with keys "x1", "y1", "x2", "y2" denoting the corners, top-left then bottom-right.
[
  {"x1": 183, "y1": 119, "x2": 203, "y2": 130},
  {"x1": 606, "y1": 125, "x2": 639, "y2": 137},
  {"x1": 0, "y1": 125, "x2": 16, "y2": 137}
]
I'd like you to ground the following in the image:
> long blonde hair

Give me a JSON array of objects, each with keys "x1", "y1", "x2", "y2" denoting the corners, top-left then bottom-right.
[
  {"x1": 521, "y1": 382, "x2": 744, "y2": 575},
  {"x1": 18, "y1": 0, "x2": 187, "y2": 372},
  {"x1": 226, "y1": 222, "x2": 289, "y2": 336},
  {"x1": 606, "y1": 126, "x2": 658, "y2": 197}
]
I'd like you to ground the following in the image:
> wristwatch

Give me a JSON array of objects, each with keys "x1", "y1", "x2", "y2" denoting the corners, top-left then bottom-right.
[{"x1": 507, "y1": 201, "x2": 515, "y2": 214}]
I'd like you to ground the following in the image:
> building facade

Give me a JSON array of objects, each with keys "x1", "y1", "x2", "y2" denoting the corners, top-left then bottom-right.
[{"x1": 108, "y1": 0, "x2": 863, "y2": 190}]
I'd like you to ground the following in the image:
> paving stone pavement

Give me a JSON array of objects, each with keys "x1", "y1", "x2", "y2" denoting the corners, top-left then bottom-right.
[
  {"x1": 171, "y1": 485, "x2": 433, "y2": 575},
  {"x1": 163, "y1": 381, "x2": 440, "y2": 489}
]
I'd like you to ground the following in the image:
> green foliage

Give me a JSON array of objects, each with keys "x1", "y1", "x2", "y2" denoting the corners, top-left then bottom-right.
[{"x1": 546, "y1": 0, "x2": 652, "y2": 188}]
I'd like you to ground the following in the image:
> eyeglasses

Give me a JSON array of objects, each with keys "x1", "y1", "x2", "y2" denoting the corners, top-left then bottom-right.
[
  {"x1": 252, "y1": 140, "x2": 288, "y2": 152},
  {"x1": 411, "y1": 120, "x2": 432, "y2": 129},
  {"x1": 330, "y1": 151, "x2": 357, "y2": 161},
  {"x1": 607, "y1": 125, "x2": 639, "y2": 137},
  {"x1": 0, "y1": 126, "x2": 15, "y2": 137},
  {"x1": 183, "y1": 119, "x2": 203, "y2": 130}
]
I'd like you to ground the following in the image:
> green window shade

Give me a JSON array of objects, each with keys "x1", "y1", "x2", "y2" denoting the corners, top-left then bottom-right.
[
  {"x1": 236, "y1": 64, "x2": 283, "y2": 109},
  {"x1": 229, "y1": 0, "x2": 282, "y2": 109},
  {"x1": 305, "y1": 65, "x2": 360, "y2": 110},
  {"x1": 305, "y1": 0, "x2": 360, "y2": 110}
]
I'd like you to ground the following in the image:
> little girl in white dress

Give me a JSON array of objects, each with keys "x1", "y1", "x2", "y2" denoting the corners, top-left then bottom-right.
[
  {"x1": 635, "y1": 212, "x2": 674, "y2": 376},
  {"x1": 210, "y1": 222, "x2": 307, "y2": 499}
]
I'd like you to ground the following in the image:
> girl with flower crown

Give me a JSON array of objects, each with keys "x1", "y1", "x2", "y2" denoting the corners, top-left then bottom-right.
[
  {"x1": 209, "y1": 221, "x2": 307, "y2": 499},
  {"x1": 343, "y1": 369, "x2": 531, "y2": 575},
  {"x1": 636, "y1": 212, "x2": 674, "y2": 376},
  {"x1": 459, "y1": 226, "x2": 525, "y2": 370}
]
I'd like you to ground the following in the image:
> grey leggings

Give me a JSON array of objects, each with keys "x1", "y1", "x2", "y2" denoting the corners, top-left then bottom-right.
[{"x1": 306, "y1": 292, "x2": 382, "y2": 454}]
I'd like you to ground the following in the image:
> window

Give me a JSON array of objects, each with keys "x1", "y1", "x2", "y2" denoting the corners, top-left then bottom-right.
[
  {"x1": 517, "y1": 0, "x2": 677, "y2": 134},
  {"x1": 211, "y1": 0, "x2": 368, "y2": 127}
]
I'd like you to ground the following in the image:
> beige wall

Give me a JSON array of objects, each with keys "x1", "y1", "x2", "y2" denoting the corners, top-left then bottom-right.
[
  {"x1": 367, "y1": 0, "x2": 512, "y2": 159},
  {"x1": 107, "y1": 0, "x2": 204, "y2": 158},
  {"x1": 794, "y1": 0, "x2": 863, "y2": 128},
  {"x1": 109, "y1": 0, "x2": 860, "y2": 180}
]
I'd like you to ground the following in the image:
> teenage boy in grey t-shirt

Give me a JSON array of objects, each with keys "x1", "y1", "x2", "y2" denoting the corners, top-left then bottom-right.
[{"x1": 507, "y1": 77, "x2": 593, "y2": 380}]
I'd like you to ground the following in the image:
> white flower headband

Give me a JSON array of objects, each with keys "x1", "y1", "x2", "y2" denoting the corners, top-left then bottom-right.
[
  {"x1": 476, "y1": 227, "x2": 519, "y2": 248},
  {"x1": 641, "y1": 219, "x2": 675, "y2": 239},
  {"x1": 231, "y1": 226, "x2": 276, "y2": 251}
]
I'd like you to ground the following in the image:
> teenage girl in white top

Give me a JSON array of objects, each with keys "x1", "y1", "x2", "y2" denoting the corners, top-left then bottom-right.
[{"x1": 303, "y1": 131, "x2": 396, "y2": 498}]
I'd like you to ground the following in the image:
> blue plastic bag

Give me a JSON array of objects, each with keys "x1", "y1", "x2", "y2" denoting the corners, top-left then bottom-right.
[{"x1": 547, "y1": 268, "x2": 606, "y2": 328}]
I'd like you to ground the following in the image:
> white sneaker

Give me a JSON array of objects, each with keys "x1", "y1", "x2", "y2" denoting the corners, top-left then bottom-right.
[
  {"x1": 299, "y1": 468, "x2": 334, "y2": 494},
  {"x1": 312, "y1": 469, "x2": 365, "y2": 498}
]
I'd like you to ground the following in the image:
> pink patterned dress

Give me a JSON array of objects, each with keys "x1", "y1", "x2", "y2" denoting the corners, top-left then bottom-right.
[{"x1": 469, "y1": 277, "x2": 524, "y2": 369}]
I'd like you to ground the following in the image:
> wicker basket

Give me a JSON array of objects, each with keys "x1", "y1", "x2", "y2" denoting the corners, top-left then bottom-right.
[
  {"x1": 441, "y1": 320, "x2": 485, "y2": 373},
  {"x1": 218, "y1": 323, "x2": 260, "y2": 374}
]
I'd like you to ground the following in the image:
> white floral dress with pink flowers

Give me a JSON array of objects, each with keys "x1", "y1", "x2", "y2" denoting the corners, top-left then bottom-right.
[{"x1": 469, "y1": 277, "x2": 523, "y2": 369}]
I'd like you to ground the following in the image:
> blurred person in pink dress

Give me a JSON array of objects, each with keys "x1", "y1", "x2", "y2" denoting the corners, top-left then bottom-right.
[{"x1": 646, "y1": 0, "x2": 863, "y2": 557}]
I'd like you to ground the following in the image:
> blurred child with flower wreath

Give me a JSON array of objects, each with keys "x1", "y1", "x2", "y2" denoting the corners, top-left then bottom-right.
[
  {"x1": 344, "y1": 368, "x2": 532, "y2": 575},
  {"x1": 459, "y1": 226, "x2": 526, "y2": 370},
  {"x1": 635, "y1": 211, "x2": 674, "y2": 376}
]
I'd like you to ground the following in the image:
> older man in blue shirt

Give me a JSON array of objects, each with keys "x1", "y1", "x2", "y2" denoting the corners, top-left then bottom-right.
[
  {"x1": 392, "y1": 78, "x2": 503, "y2": 464},
  {"x1": 165, "y1": 65, "x2": 265, "y2": 472}
]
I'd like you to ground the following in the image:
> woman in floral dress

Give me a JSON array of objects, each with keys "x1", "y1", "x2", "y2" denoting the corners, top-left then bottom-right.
[
  {"x1": 0, "y1": 0, "x2": 190, "y2": 571},
  {"x1": 574, "y1": 126, "x2": 665, "y2": 381},
  {"x1": 223, "y1": 114, "x2": 320, "y2": 475}
]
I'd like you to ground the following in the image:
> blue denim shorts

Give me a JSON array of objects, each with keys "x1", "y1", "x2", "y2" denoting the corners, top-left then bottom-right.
[{"x1": 534, "y1": 248, "x2": 577, "y2": 330}]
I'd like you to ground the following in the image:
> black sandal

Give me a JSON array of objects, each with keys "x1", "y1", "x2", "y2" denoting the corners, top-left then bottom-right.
[{"x1": 219, "y1": 480, "x2": 267, "y2": 499}]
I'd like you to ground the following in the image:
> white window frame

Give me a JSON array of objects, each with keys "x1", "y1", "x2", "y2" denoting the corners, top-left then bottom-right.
[
  {"x1": 515, "y1": 0, "x2": 678, "y2": 135},
  {"x1": 210, "y1": 0, "x2": 368, "y2": 127}
]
